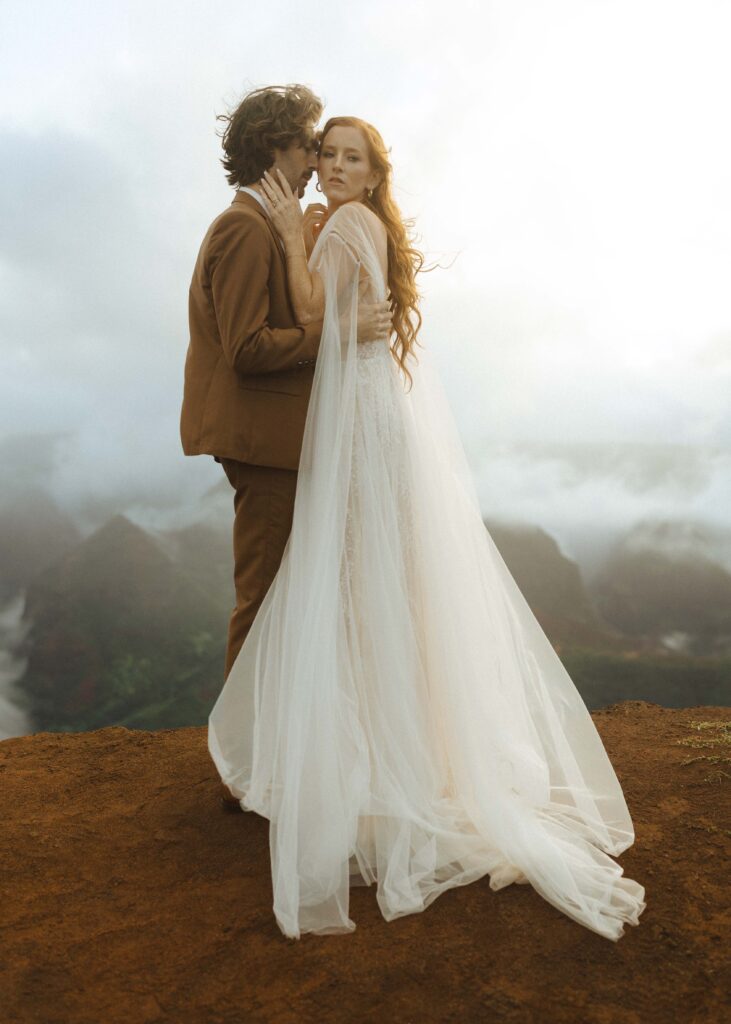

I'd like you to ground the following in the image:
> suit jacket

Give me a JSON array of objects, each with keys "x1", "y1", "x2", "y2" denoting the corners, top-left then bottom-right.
[{"x1": 180, "y1": 191, "x2": 322, "y2": 470}]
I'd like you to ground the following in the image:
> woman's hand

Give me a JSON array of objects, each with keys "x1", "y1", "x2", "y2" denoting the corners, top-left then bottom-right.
[
  {"x1": 302, "y1": 203, "x2": 328, "y2": 258},
  {"x1": 260, "y1": 169, "x2": 324, "y2": 325},
  {"x1": 259, "y1": 169, "x2": 303, "y2": 249}
]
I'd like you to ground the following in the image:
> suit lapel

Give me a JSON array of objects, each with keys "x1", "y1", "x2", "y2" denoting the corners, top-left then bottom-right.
[{"x1": 232, "y1": 191, "x2": 286, "y2": 266}]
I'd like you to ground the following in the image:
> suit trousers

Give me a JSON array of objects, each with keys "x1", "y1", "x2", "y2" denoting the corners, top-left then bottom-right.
[{"x1": 218, "y1": 457, "x2": 298, "y2": 680}]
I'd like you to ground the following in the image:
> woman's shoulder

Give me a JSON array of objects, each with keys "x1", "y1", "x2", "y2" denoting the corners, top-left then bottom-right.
[
  {"x1": 329, "y1": 201, "x2": 386, "y2": 238},
  {"x1": 313, "y1": 201, "x2": 388, "y2": 268}
]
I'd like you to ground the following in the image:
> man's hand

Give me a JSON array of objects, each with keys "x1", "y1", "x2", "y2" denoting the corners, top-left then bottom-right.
[{"x1": 356, "y1": 301, "x2": 392, "y2": 343}]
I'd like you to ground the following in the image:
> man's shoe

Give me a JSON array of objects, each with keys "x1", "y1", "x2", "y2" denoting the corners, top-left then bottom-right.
[{"x1": 220, "y1": 784, "x2": 243, "y2": 812}]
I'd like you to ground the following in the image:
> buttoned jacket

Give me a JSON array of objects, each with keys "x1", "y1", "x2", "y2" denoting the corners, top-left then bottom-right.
[{"x1": 180, "y1": 191, "x2": 321, "y2": 470}]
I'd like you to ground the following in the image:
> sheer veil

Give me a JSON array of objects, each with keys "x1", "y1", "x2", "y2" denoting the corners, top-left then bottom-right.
[{"x1": 208, "y1": 201, "x2": 647, "y2": 941}]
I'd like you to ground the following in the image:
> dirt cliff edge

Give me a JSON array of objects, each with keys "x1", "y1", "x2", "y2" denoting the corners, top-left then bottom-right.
[{"x1": 1, "y1": 701, "x2": 729, "y2": 1023}]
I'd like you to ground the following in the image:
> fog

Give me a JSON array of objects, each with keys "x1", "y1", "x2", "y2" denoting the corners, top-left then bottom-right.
[
  {"x1": 0, "y1": 594, "x2": 30, "y2": 740},
  {"x1": 1, "y1": 0, "x2": 730, "y2": 675}
]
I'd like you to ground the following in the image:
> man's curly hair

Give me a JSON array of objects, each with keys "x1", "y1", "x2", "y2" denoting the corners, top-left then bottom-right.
[{"x1": 216, "y1": 84, "x2": 324, "y2": 188}]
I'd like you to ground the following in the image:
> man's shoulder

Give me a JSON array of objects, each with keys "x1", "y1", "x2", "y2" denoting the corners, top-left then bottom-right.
[
  {"x1": 192, "y1": 202, "x2": 273, "y2": 274},
  {"x1": 190, "y1": 201, "x2": 274, "y2": 282},
  {"x1": 206, "y1": 200, "x2": 269, "y2": 245}
]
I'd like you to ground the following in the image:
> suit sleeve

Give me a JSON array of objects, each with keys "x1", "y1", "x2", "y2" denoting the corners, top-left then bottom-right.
[{"x1": 209, "y1": 214, "x2": 322, "y2": 375}]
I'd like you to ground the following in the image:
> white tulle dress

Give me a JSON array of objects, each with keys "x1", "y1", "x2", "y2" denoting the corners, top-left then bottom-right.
[{"x1": 208, "y1": 201, "x2": 647, "y2": 941}]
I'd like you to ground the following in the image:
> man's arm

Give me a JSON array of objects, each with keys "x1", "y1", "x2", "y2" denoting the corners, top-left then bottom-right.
[{"x1": 209, "y1": 214, "x2": 322, "y2": 375}]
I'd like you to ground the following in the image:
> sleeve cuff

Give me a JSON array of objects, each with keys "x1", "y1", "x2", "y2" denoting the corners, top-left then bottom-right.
[{"x1": 295, "y1": 319, "x2": 322, "y2": 367}]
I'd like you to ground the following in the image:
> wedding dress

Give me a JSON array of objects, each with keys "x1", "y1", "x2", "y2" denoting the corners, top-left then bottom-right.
[{"x1": 208, "y1": 201, "x2": 647, "y2": 941}]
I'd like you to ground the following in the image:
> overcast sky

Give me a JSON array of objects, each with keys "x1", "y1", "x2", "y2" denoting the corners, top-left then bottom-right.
[{"x1": 1, "y1": 0, "x2": 730, "y2": 549}]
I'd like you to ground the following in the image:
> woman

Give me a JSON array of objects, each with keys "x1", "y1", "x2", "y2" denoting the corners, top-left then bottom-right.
[{"x1": 208, "y1": 116, "x2": 647, "y2": 941}]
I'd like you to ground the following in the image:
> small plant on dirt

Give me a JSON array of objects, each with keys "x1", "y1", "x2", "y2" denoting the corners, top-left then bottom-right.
[{"x1": 675, "y1": 720, "x2": 731, "y2": 784}]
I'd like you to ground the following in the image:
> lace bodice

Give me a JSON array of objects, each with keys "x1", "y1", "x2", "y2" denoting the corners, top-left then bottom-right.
[{"x1": 356, "y1": 337, "x2": 391, "y2": 361}]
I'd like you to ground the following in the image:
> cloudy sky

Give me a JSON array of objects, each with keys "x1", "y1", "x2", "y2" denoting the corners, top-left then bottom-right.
[{"x1": 1, "y1": 0, "x2": 730, "y2": 552}]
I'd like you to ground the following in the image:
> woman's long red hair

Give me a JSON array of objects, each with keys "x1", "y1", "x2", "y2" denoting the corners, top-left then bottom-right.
[{"x1": 318, "y1": 117, "x2": 424, "y2": 389}]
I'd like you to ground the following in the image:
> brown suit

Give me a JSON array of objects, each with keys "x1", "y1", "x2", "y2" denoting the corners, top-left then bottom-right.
[
  {"x1": 181, "y1": 191, "x2": 322, "y2": 676},
  {"x1": 182, "y1": 191, "x2": 321, "y2": 469}
]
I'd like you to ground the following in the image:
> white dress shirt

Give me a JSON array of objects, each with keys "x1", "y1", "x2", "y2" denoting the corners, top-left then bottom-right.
[{"x1": 237, "y1": 185, "x2": 268, "y2": 215}]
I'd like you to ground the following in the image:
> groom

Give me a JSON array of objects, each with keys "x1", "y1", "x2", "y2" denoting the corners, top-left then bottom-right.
[{"x1": 181, "y1": 85, "x2": 390, "y2": 691}]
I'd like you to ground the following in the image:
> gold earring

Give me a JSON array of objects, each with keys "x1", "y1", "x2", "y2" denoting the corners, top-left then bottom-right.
[{"x1": 367, "y1": 188, "x2": 373, "y2": 199}]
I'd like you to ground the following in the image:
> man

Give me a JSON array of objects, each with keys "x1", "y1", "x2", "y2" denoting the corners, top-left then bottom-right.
[{"x1": 181, "y1": 85, "x2": 390, "y2": 714}]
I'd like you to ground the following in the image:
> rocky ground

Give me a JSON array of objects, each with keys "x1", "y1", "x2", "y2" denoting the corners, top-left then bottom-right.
[{"x1": 1, "y1": 701, "x2": 729, "y2": 1023}]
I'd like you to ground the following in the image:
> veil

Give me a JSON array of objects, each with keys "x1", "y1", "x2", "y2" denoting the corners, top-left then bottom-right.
[{"x1": 208, "y1": 202, "x2": 646, "y2": 941}]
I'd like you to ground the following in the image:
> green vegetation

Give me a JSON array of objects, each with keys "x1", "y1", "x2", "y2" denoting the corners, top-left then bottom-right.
[
  {"x1": 18, "y1": 631, "x2": 224, "y2": 733},
  {"x1": 15, "y1": 516, "x2": 228, "y2": 734},
  {"x1": 675, "y1": 719, "x2": 731, "y2": 786},
  {"x1": 12, "y1": 513, "x2": 731, "y2": 735},
  {"x1": 560, "y1": 649, "x2": 731, "y2": 710}
]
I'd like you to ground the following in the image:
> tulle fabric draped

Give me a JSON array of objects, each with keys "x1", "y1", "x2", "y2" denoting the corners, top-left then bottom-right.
[{"x1": 208, "y1": 202, "x2": 646, "y2": 941}]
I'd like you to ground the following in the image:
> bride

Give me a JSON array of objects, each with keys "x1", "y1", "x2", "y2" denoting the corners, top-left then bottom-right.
[{"x1": 208, "y1": 115, "x2": 647, "y2": 942}]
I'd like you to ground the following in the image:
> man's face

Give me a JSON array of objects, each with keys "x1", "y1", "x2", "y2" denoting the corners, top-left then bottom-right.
[{"x1": 272, "y1": 129, "x2": 318, "y2": 199}]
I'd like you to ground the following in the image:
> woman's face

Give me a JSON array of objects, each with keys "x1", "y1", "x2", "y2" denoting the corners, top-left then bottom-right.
[{"x1": 317, "y1": 126, "x2": 379, "y2": 209}]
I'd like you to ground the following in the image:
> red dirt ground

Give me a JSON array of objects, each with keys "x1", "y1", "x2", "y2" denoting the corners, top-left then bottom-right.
[{"x1": 1, "y1": 700, "x2": 729, "y2": 1023}]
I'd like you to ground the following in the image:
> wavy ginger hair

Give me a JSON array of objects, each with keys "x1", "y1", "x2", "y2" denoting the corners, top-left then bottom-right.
[{"x1": 319, "y1": 117, "x2": 424, "y2": 389}]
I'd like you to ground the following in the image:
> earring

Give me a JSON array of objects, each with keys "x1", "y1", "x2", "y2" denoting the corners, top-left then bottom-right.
[
  {"x1": 315, "y1": 180, "x2": 323, "y2": 193},
  {"x1": 367, "y1": 188, "x2": 373, "y2": 199}
]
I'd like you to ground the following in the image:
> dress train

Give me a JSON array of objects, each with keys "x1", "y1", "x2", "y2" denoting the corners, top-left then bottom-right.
[{"x1": 208, "y1": 202, "x2": 647, "y2": 940}]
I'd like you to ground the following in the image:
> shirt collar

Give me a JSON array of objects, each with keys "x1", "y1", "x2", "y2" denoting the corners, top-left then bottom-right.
[{"x1": 237, "y1": 185, "x2": 268, "y2": 216}]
